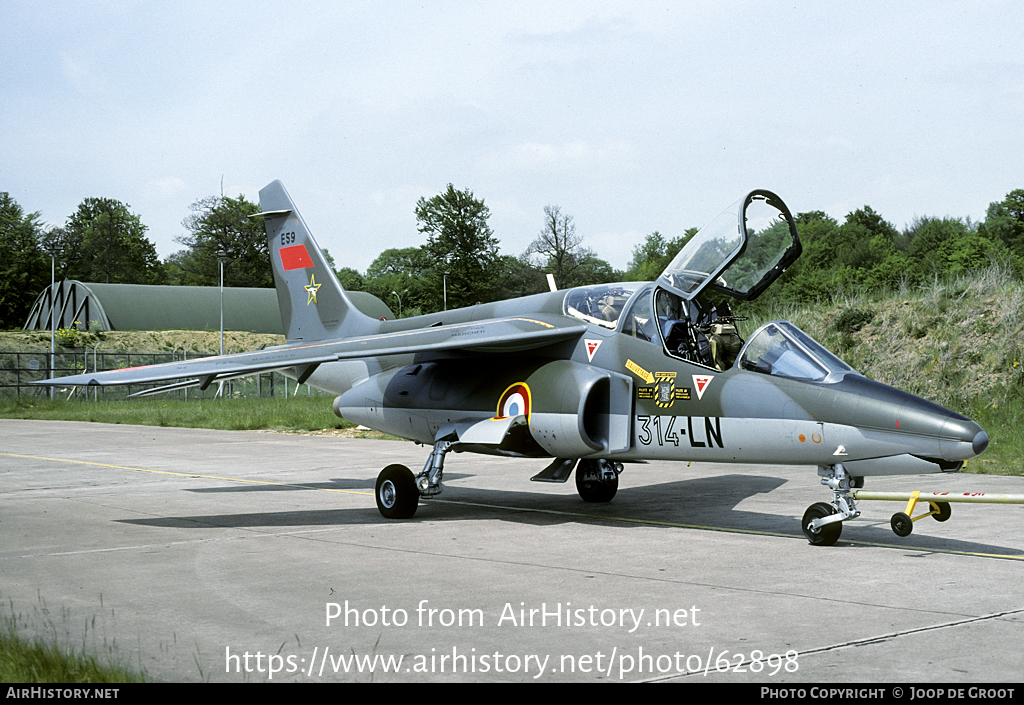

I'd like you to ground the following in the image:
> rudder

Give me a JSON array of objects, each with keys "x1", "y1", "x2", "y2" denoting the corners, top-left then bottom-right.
[{"x1": 257, "y1": 180, "x2": 377, "y2": 341}]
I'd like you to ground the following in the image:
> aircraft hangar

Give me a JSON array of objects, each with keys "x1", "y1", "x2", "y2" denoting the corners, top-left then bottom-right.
[{"x1": 22, "y1": 280, "x2": 393, "y2": 333}]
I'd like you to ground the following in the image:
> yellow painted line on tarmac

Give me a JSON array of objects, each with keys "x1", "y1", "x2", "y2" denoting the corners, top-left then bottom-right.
[
  {"x1": 0, "y1": 452, "x2": 373, "y2": 496},
  {"x1": 840, "y1": 538, "x2": 1024, "y2": 560},
  {"x1": 6, "y1": 452, "x2": 1022, "y2": 561}
]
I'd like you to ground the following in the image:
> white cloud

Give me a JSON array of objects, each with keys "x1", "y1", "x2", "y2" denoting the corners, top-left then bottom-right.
[
  {"x1": 485, "y1": 140, "x2": 637, "y2": 174},
  {"x1": 60, "y1": 53, "x2": 106, "y2": 95},
  {"x1": 5, "y1": 1, "x2": 1024, "y2": 274},
  {"x1": 146, "y1": 177, "x2": 188, "y2": 199}
]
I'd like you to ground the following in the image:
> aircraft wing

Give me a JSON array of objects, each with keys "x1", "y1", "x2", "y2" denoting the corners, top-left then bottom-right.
[
  {"x1": 33, "y1": 346, "x2": 343, "y2": 390},
  {"x1": 329, "y1": 314, "x2": 587, "y2": 359},
  {"x1": 34, "y1": 314, "x2": 586, "y2": 390}
]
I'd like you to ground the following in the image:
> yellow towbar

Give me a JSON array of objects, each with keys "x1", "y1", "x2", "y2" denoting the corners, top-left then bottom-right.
[{"x1": 850, "y1": 489, "x2": 1024, "y2": 537}]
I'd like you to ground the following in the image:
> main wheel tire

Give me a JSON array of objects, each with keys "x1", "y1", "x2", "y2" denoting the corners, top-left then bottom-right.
[
  {"x1": 890, "y1": 511, "x2": 914, "y2": 537},
  {"x1": 376, "y1": 464, "x2": 419, "y2": 519},
  {"x1": 575, "y1": 460, "x2": 618, "y2": 503},
  {"x1": 801, "y1": 502, "x2": 842, "y2": 546}
]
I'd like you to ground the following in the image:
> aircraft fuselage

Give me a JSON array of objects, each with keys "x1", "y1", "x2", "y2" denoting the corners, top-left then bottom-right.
[{"x1": 323, "y1": 301, "x2": 987, "y2": 478}]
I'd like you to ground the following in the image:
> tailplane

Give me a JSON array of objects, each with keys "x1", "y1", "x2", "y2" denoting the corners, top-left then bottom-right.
[{"x1": 257, "y1": 180, "x2": 378, "y2": 341}]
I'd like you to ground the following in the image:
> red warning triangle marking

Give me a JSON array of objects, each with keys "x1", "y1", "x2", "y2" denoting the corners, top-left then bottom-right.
[
  {"x1": 585, "y1": 339, "x2": 601, "y2": 362},
  {"x1": 693, "y1": 374, "x2": 713, "y2": 400}
]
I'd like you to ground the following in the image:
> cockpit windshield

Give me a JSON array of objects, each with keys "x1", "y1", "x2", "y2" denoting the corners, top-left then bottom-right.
[
  {"x1": 563, "y1": 283, "x2": 644, "y2": 329},
  {"x1": 738, "y1": 321, "x2": 857, "y2": 383}
]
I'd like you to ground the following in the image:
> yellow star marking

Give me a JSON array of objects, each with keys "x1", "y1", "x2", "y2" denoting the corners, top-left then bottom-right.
[{"x1": 304, "y1": 273, "x2": 321, "y2": 305}]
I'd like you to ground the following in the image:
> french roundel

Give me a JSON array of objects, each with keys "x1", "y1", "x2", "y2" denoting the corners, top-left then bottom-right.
[{"x1": 497, "y1": 383, "x2": 531, "y2": 420}]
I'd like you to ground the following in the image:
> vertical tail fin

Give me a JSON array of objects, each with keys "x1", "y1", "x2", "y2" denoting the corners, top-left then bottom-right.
[{"x1": 257, "y1": 180, "x2": 377, "y2": 341}]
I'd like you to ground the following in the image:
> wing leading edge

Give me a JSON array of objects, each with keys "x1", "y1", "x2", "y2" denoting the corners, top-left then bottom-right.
[{"x1": 33, "y1": 314, "x2": 586, "y2": 391}]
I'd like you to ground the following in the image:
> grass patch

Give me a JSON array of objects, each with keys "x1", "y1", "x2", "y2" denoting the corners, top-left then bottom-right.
[
  {"x1": 967, "y1": 397, "x2": 1024, "y2": 476},
  {"x1": 0, "y1": 395, "x2": 350, "y2": 433},
  {"x1": 1, "y1": 597, "x2": 147, "y2": 683}
]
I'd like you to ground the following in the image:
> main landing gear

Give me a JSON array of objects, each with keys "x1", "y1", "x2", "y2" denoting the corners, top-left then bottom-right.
[
  {"x1": 375, "y1": 464, "x2": 419, "y2": 519},
  {"x1": 575, "y1": 459, "x2": 622, "y2": 503},
  {"x1": 374, "y1": 437, "x2": 453, "y2": 519},
  {"x1": 374, "y1": 440, "x2": 624, "y2": 519},
  {"x1": 531, "y1": 458, "x2": 622, "y2": 503}
]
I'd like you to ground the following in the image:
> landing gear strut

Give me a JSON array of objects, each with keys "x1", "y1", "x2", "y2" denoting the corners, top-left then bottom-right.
[{"x1": 802, "y1": 463, "x2": 860, "y2": 546}]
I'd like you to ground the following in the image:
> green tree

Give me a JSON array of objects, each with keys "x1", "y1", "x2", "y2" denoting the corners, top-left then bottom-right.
[
  {"x1": 169, "y1": 195, "x2": 271, "y2": 287},
  {"x1": 978, "y1": 189, "x2": 1024, "y2": 270},
  {"x1": 624, "y1": 229, "x2": 696, "y2": 281},
  {"x1": 415, "y1": 184, "x2": 500, "y2": 310},
  {"x1": 43, "y1": 198, "x2": 163, "y2": 284},
  {"x1": 524, "y1": 205, "x2": 596, "y2": 289},
  {"x1": 496, "y1": 254, "x2": 548, "y2": 298},
  {"x1": 568, "y1": 254, "x2": 619, "y2": 287},
  {"x1": 366, "y1": 246, "x2": 432, "y2": 280},
  {"x1": 830, "y1": 206, "x2": 907, "y2": 291},
  {"x1": 768, "y1": 211, "x2": 839, "y2": 304},
  {"x1": 0, "y1": 193, "x2": 49, "y2": 328},
  {"x1": 899, "y1": 216, "x2": 1001, "y2": 280},
  {"x1": 363, "y1": 246, "x2": 434, "y2": 316},
  {"x1": 334, "y1": 267, "x2": 365, "y2": 292}
]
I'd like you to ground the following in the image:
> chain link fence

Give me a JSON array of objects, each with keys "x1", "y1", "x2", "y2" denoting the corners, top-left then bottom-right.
[{"x1": 0, "y1": 349, "x2": 313, "y2": 400}]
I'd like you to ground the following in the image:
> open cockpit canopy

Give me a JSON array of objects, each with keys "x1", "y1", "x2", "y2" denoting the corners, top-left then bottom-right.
[{"x1": 658, "y1": 190, "x2": 801, "y2": 302}]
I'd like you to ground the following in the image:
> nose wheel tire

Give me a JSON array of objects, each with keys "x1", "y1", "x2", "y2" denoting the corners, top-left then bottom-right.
[
  {"x1": 376, "y1": 464, "x2": 419, "y2": 519},
  {"x1": 802, "y1": 502, "x2": 842, "y2": 546}
]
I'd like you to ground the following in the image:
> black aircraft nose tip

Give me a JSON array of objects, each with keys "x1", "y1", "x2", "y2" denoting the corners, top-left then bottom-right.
[{"x1": 973, "y1": 430, "x2": 990, "y2": 456}]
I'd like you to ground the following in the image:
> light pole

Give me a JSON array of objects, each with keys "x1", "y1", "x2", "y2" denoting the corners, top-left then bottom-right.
[
  {"x1": 49, "y1": 256, "x2": 55, "y2": 400},
  {"x1": 391, "y1": 289, "x2": 407, "y2": 319},
  {"x1": 218, "y1": 248, "x2": 228, "y2": 356},
  {"x1": 440, "y1": 253, "x2": 453, "y2": 312}
]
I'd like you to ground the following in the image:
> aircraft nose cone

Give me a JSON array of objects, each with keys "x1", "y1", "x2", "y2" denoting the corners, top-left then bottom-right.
[{"x1": 973, "y1": 430, "x2": 990, "y2": 456}]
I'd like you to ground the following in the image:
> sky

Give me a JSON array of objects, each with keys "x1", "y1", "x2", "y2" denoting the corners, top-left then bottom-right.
[{"x1": 3, "y1": 0, "x2": 1022, "y2": 276}]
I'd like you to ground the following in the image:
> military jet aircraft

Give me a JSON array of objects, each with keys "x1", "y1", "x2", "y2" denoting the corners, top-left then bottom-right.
[{"x1": 36, "y1": 181, "x2": 990, "y2": 546}]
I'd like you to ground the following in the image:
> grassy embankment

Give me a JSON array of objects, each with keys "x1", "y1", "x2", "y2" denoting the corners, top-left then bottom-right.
[{"x1": 750, "y1": 265, "x2": 1023, "y2": 475}]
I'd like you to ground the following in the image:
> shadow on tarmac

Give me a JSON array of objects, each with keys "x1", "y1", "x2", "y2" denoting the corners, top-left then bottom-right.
[
  {"x1": 182, "y1": 472, "x2": 475, "y2": 493},
  {"x1": 115, "y1": 472, "x2": 1023, "y2": 559}
]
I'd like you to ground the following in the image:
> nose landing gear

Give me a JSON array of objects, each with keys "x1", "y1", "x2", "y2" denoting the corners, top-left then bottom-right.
[
  {"x1": 802, "y1": 464, "x2": 860, "y2": 546},
  {"x1": 805, "y1": 482, "x2": 1024, "y2": 543}
]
